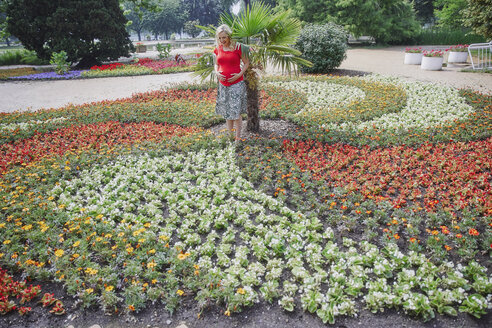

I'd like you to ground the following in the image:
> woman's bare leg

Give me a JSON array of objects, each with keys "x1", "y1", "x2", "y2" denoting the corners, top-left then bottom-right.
[
  {"x1": 234, "y1": 116, "x2": 242, "y2": 140},
  {"x1": 226, "y1": 119, "x2": 234, "y2": 139}
]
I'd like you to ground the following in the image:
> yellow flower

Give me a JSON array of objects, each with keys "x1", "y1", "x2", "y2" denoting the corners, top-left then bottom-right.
[
  {"x1": 85, "y1": 267, "x2": 98, "y2": 275},
  {"x1": 85, "y1": 288, "x2": 94, "y2": 294},
  {"x1": 237, "y1": 288, "x2": 245, "y2": 295},
  {"x1": 105, "y1": 285, "x2": 114, "y2": 292},
  {"x1": 3, "y1": 240, "x2": 11, "y2": 245},
  {"x1": 224, "y1": 309, "x2": 231, "y2": 316},
  {"x1": 0, "y1": 223, "x2": 6, "y2": 229},
  {"x1": 73, "y1": 240, "x2": 80, "y2": 247},
  {"x1": 176, "y1": 289, "x2": 184, "y2": 296},
  {"x1": 147, "y1": 261, "x2": 157, "y2": 269},
  {"x1": 54, "y1": 249, "x2": 64, "y2": 257}
]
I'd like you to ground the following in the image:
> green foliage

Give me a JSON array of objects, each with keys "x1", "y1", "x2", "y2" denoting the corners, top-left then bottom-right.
[
  {"x1": 295, "y1": 23, "x2": 348, "y2": 73},
  {"x1": 413, "y1": 0, "x2": 436, "y2": 24},
  {"x1": 334, "y1": 0, "x2": 421, "y2": 44},
  {"x1": 155, "y1": 43, "x2": 171, "y2": 59},
  {"x1": 49, "y1": 51, "x2": 71, "y2": 75},
  {"x1": 413, "y1": 28, "x2": 486, "y2": 45},
  {"x1": 144, "y1": 0, "x2": 187, "y2": 39},
  {"x1": 0, "y1": 49, "x2": 47, "y2": 66},
  {"x1": 184, "y1": 19, "x2": 201, "y2": 38},
  {"x1": 434, "y1": 0, "x2": 467, "y2": 29},
  {"x1": 463, "y1": 0, "x2": 492, "y2": 39},
  {"x1": 6, "y1": 0, "x2": 134, "y2": 68},
  {"x1": 276, "y1": 0, "x2": 335, "y2": 23}
]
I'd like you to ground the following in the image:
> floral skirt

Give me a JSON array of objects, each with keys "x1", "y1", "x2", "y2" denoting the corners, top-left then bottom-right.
[{"x1": 216, "y1": 81, "x2": 247, "y2": 120}]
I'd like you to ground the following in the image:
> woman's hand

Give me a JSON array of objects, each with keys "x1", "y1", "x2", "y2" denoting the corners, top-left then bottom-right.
[
  {"x1": 227, "y1": 72, "x2": 242, "y2": 83},
  {"x1": 215, "y1": 70, "x2": 225, "y2": 82}
]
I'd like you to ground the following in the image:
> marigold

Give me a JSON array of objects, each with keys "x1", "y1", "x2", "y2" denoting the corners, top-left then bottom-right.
[
  {"x1": 54, "y1": 249, "x2": 64, "y2": 257},
  {"x1": 468, "y1": 228, "x2": 479, "y2": 236}
]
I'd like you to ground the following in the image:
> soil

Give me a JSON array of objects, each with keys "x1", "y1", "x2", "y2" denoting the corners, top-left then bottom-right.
[{"x1": 1, "y1": 273, "x2": 490, "y2": 328}]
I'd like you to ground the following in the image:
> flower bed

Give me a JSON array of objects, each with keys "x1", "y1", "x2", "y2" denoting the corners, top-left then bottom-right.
[
  {"x1": 0, "y1": 76, "x2": 490, "y2": 324},
  {"x1": 2, "y1": 57, "x2": 196, "y2": 80},
  {"x1": 8, "y1": 70, "x2": 87, "y2": 80}
]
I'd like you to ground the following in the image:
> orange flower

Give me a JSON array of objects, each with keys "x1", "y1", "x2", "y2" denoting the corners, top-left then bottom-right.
[
  {"x1": 409, "y1": 237, "x2": 417, "y2": 243},
  {"x1": 468, "y1": 228, "x2": 479, "y2": 236},
  {"x1": 444, "y1": 245, "x2": 452, "y2": 251},
  {"x1": 456, "y1": 233, "x2": 463, "y2": 238},
  {"x1": 431, "y1": 230, "x2": 439, "y2": 235},
  {"x1": 393, "y1": 234, "x2": 400, "y2": 240}
]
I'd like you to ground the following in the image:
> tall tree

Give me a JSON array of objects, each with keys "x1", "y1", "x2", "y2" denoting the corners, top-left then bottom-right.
[
  {"x1": 123, "y1": 1, "x2": 148, "y2": 41},
  {"x1": 276, "y1": 0, "x2": 335, "y2": 23},
  {"x1": 463, "y1": 0, "x2": 492, "y2": 39},
  {"x1": 434, "y1": 0, "x2": 467, "y2": 29},
  {"x1": 184, "y1": 19, "x2": 202, "y2": 37},
  {"x1": 183, "y1": 0, "x2": 221, "y2": 25},
  {"x1": 413, "y1": 0, "x2": 436, "y2": 24},
  {"x1": 6, "y1": 0, "x2": 134, "y2": 67},
  {"x1": 144, "y1": 0, "x2": 186, "y2": 39},
  {"x1": 334, "y1": 0, "x2": 420, "y2": 44},
  {"x1": 196, "y1": 2, "x2": 311, "y2": 132}
]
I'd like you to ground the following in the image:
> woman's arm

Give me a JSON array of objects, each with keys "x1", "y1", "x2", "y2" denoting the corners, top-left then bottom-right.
[
  {"x1": 227, "y1": 55, "x2": 250, "y2": 83},
  {"x1": 213, "y1": 52, "x2": 225, "y2": 82}
]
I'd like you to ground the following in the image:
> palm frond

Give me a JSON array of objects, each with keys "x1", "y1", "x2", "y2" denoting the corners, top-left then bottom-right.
[
  {"x1": 192, "y1": 51, "x2": 216, "y2": 83},
  {"x1": 196, "y1": 24, "x2": 216, "y2": 38}
]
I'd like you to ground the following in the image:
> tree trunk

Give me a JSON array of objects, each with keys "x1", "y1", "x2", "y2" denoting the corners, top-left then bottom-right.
[
  {"x1": 245, "y1": 66, "x2": 260, "y2": 132},
  {"x1": 246, "y1": 82, "x2": 260, "y2": 132},
  {"x1": 137, "y1": 31, "x2": 141, "y2": 41}
]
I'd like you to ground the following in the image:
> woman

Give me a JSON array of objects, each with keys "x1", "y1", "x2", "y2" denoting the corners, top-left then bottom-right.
[{"x1": 213, "y1": 24, "x2": 249, "y2": 141}]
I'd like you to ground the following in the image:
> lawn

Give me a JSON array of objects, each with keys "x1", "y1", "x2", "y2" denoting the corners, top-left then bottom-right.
[{"x1": 0, "y1": 75, "x2": 490, "y2": 325}]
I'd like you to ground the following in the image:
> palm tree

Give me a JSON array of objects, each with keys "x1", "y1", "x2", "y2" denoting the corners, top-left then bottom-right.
[{"x1": 195, "y1": 2, "x2": 311, "y2": 132}]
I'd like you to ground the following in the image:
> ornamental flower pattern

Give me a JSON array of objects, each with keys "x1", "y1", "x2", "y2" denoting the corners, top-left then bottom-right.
[{"x1": 0, "y1": 75, "x2": 490, "y2": 324}]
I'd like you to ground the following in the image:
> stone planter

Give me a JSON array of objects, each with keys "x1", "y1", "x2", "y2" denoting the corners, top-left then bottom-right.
[
  {"x1": 136, "y1": 45, "x2": 147, "y2": 53},
  {"x1": 404, "y1": 52, "x2": 423, "y2": 65},
  {"x1": 421, "y1": 56, "x2": 443, "y2": 70},
  {"x1": 447, "y1": 51, "x2": 468, "y2": 63}
]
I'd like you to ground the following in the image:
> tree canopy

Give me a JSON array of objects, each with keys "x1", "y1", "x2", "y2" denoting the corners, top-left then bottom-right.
[
  {"x1": 463, "y1": 0, "x2": 492, "y2": 39},
  {"x1": 277, "y1": 0, "x2": 420, "y2": 44},
  {"x1": 6, "y1": 0, "x2": 134, "y2": 67}
]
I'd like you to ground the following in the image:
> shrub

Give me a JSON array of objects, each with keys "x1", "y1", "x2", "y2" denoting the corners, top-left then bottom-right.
[
  {"x1": 0, "y1": 49, "x2": 49, "y2": 66},
  {"x1": 295, "y1": 23, "x2": 348, "y2": 73}
]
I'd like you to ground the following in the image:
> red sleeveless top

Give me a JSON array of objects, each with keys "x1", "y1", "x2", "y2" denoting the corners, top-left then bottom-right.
[{"x1": 214, "y1": 44, "x2": 243, "y2": 87}]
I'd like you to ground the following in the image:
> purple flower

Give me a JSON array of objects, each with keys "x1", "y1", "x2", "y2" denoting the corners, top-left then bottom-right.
[{"x1": 9, "y1": 70, "x2": 88, "y2": 80}]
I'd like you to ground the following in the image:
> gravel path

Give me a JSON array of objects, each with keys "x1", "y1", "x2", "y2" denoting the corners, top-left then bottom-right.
[
  {"x1": 338, "y1": 45, "x2": 492, "y2": 94},
  {"x1": 1, "y1": 46, "x2": 491, "y2": 113}
]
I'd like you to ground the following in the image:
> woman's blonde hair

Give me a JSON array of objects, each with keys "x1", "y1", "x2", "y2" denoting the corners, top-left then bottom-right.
[{"x1": 215, "y1": 24, "x2": 236, "y2": 48}]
